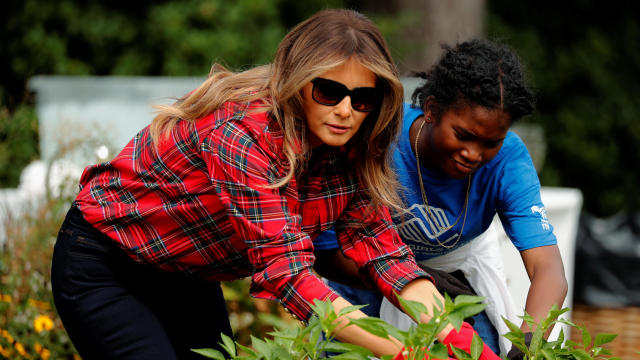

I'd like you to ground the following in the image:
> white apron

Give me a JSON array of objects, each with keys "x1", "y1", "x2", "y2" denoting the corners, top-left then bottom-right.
[{"x1": 380, "y1": 223, "x2": 519, "y2": 354}]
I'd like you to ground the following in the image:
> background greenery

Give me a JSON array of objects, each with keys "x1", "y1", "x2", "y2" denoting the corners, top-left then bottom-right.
[{"x1": 1, "y1": 0, "x2": 639, "y2": 216}]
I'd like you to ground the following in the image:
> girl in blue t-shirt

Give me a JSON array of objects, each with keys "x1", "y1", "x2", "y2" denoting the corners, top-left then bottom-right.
[{"x1": 314, "y1": 39, "x2": 567, "y2": 357}]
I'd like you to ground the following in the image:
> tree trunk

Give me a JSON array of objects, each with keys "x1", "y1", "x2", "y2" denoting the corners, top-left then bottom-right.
[{"x1": 396, "y1": 0, "x2": 486, "y2": 74}]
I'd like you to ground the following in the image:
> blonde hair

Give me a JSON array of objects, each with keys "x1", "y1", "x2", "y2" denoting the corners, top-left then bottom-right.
[{"x1": 151, "y1": 9, "x2": 405, "y2": 215}]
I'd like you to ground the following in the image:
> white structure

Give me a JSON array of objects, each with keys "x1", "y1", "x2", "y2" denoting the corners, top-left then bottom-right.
[{"x1": 28, "y1": 76, "x2": 205, "y2": 166}]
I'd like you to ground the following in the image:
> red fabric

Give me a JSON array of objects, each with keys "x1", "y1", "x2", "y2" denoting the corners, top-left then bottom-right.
[
  {"x1": 443, "y1": 322, "x2": 500, "y2": 360},
  {"x1": 75, "y1": 100, "x2": 429, "y2": 321}
]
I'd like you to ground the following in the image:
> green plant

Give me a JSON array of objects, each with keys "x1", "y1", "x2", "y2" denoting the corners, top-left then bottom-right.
[
  {"x1": 194, "y1": 294, "x2": 488, "y2": 360},
  {"x1": 504, "y1": 305, "x2": 619, "y2": 360},
  {"x1": 0, "y1": 105, "x2": 39, "y2": 188},
  {"x1": 0, "y1": 189, "x2": 80, "y2": 359},
  {"x1": 194, "y1": 296, "x2": 623, "y2": 360}
]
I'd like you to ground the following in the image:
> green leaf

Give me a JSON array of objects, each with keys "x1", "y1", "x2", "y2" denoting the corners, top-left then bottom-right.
[
  {"x1": 448, "y1": 312, "x2": 464, "y2": 331},
  {"x1": 331, "y1": 352, "x2": 373, "y2": 360},
  {"x1": 311, "y1": 298, "x2": 335, "y2": 320},
  {"x1": 503, "y1": 316, "x2": 523, "y2": 334},
  {"x1": 337, "y1": 304, "x2": 366, "y2": 317},
  {"x1": 540, "y1": 347, "x2": 557, "y2": 360},
  {"x1": 444, "y1": 293, "x2": 455, "y2": 313},
  {"x1": 520, "y1": 312, "x2": 535, "y2": 329},
  {"x1": 470, "y1": 332, "x2": 484, "y2": 360},
  {"x1": 599, "y1": 348, "x2": 612, "y2": 356},
  {"x1": 322, "y1": 342, "x2": 373, "y2": 358},
  {"x1": 569, "y1": 349, "x2": 593, "y2": 360},
  {"x1": 348, "y1": 317, "x2": 393, "y2": 338},
  {"x1": 580, "y1": 327, "x2": 592, "y2": 348},
  {"x1": 450, "y1": 344, "x2": 471, "y2": 360},
  {"x1": 555, "y1": 328, "x2": 565, "y2": 345},
  {"x1": 220, "y1": 333, "x2": 237, "y2": 357},
  {"x1": 454, "y1": 295, "x2": 486, "y2": 306},
  {"x1": 427, "y1": 343, "x2": 450, "y2": 360},
  {"x1": 449, "y1": 303, "x2": 487, "y2": 323},
  {"x1": 270, "y1": 346, "x2": 296, "y2": 360},
  {"x1": 531, "y1": 325, "x2": 544, "y2": 351},
  {"x1": 250, "y1": 335, "x2": 272, "y2": 358},
  {"x1": 593, "y1": 333, "x2": 617, "y2": 346},
  {"x1": 191, "y1": 348, "x2": 226, "y2": 360},
  {"x1": 564, "y1": 340, "x2": 581, "y2": 348},
  {"x1": 236, "y1": 343, "x2": 258, "y2": 357},
  {"x1": 557, "y1": 318, "x2": 578, "y2": 328},
  {"x1": 503, "y1": 332, "x2": 525, "y2": 349},
  {"x1": 540, "y1": 304, "x2": 568, "y2": 329},
  {"x1": 434, "y1": 293, "x2": 445, "y2": 310},
  {"x1": 396, "y1": 293, "x2": 427, "y2": 323}
]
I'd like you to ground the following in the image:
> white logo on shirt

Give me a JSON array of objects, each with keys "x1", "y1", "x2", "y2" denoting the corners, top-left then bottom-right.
[
  {"x1": 531, "y1": 205, "x2": 550, "y2": 230},
  {"x1": 394, "y1": 204, "x2": 459, "y2": 245}
]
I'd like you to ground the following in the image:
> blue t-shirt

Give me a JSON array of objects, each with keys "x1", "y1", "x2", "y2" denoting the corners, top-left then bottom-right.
[{"x1": 314, "y1": 103, "x2": 556, "y2": 259}]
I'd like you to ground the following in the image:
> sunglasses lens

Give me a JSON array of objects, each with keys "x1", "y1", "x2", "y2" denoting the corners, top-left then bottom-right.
[
  {"x1": 312, "y1": 79, "x2": 346, "y2": 106},
  {"x1": 350, "y1": 88, "x2": 380, "y2": 112},
  {"x1": 311, "y1": 78, "x2": 380, "y2": 112}
]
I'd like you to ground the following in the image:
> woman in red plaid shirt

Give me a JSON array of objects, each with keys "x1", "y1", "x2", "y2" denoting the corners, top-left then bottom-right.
[{"x1": 51, "y1": 9, "x2": 499, "y2": 360}]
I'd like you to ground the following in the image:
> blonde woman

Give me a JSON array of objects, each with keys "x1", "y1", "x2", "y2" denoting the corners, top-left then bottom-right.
[{"x1": 51, "y1": 9, "x2": 499, "y2": 360}]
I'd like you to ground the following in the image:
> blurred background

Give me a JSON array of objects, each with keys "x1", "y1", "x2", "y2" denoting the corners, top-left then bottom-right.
[{"x1": 1, "y1": 0, "x2": 639, "y2": 358}]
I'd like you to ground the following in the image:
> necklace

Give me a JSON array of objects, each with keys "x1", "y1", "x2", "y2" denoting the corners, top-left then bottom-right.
[{"x1": 413, "y1": 118, "x2": 471, "y2": 249}]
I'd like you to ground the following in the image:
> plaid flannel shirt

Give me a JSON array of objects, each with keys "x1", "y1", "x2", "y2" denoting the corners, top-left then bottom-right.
[{"x1": 76, "y1": 100, "x2": 429, "y2": 321}]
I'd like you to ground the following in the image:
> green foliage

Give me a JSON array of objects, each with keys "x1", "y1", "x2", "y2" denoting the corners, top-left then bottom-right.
[
  {"x1": 0, "y1": 106, "x2": 39, "y2": 187},
  {"x1": 503, "y1": 304, "x2": 619, "y2": 360},
  {"x1": 0, "y1": 176, "x2": 79, "y2": 358},
  {"x1": 196, "y1": 297, "x2": 624, "y2": 360},
  {"x1": 486, "y1": 1, "x2": 640, "y2": 216},
  {"x1": 1, "y1": 0, "x2": 348, "y2": 106},
  {"x1": 195, "y1": 294, "x2": 488, "y2": 360}
]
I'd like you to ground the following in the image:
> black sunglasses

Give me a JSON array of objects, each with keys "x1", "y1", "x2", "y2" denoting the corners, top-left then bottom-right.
[{"x1": 311, "y1": 77, "x2": 381, "y2": 112}]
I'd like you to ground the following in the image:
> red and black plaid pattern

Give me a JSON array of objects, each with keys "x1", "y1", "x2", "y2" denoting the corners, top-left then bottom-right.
[{"x1": 76, "y1": 100, "x2": 429, "y2": 321}]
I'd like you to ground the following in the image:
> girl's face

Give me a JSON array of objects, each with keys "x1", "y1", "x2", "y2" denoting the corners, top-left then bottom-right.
[
  {"x1": 302, "y1": 57, "x2": 378, "y2": 148},
  {"x1": 421, "y1": 101, "x2": 511, "y2": 179}
]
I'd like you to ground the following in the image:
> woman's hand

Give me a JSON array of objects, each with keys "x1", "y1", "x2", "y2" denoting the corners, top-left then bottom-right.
[
  {"x1": 399, "y1": 279, "x2": 500, "y2": 360},
  {"x1": 330, "y1": 296, "x2": 404, "y2": 357}
]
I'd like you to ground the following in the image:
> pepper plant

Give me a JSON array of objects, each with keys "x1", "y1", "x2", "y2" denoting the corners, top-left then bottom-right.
[{"x1": 194, "y1": 295, "x2": 622, "y2": 360}]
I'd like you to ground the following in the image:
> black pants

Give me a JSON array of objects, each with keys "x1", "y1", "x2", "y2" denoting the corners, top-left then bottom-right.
[{"x1": 51, "y1": 205, "x2": 233, "y2": 360}]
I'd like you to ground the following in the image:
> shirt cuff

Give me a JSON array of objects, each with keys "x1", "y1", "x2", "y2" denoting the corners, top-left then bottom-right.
[
  {"x1": 250, "y1": 271, "x2": 339, "y2": 322},
  {"x1": 368, "y1": 257, "x2": 433, "y2": 310}
]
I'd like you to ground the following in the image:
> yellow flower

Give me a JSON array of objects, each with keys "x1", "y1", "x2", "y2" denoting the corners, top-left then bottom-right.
[
  {"x1": 14, "y1": 342, "x2": 26, "y2": 356},
  {"x1": 0, "y1": 344, "x2": 10, "y2": 358},
  {"x1": 40, "y1": 348, "x2": 51, "y2": 360},
  {"x1": 33, "y1": 315, "x2": 54, "y2": 332},
  {"x1": 1, "y1": 329, "x2": 14, "y2": 343},
  {"x1": 73, "y1": 353, "x2": 82, "y2": 360},
  {"x1": 28, "y1": 298, "x2": 51, "y2": 311},
  {"x1": 0, "y1": 294, "x2": 12, "y2": 303}
]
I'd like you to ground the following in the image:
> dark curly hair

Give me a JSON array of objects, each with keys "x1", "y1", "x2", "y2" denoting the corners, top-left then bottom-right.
[{"x1": 411, "y1": 39, "x2": 534, "y2": 122}]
